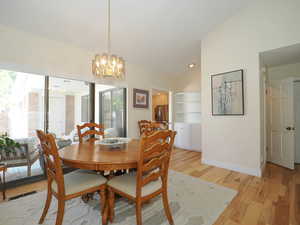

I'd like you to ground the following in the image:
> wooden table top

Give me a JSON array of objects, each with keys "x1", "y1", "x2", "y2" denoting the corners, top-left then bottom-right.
[{"x1": 59, "y1": 139, "x2": 140, "y2": 171}]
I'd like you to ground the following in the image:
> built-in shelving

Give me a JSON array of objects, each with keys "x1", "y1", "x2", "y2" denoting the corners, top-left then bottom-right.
[
  {"x1": 173, "y1": 92, "x2": 201, "y2": 151},
  {"x1": 174, "y1": 92, "x2": 201, "y2": 123}
]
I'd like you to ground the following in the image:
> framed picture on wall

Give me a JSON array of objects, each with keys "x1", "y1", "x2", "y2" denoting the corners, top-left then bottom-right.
[
  {"x1": 133, "y1": 88, "x2": 149, "y2": 109},
  {"x1": 211, "y1": 69, "x2": 244, "y2": 115}
]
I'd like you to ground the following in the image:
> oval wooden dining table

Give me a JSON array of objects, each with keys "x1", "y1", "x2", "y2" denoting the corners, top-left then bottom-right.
[
  {"x1": 59, "y1": 139, "x2": 140, "y2": 225},
  {"x1": 59, "y1": 139, "x2": 140, "y2": 171}
]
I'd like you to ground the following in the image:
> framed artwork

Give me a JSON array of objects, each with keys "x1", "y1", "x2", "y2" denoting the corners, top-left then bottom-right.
[
  {"x1": 133, "y1": 88, "x2": 149, "y2": 109},
  {"x1": 211, "y1": 69, "x2": 244, "y2": 115}
]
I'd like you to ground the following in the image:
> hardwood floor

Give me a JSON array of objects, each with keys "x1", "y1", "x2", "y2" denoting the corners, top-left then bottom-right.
[
  {"x1": 171, "y1": 149, "x2": 300, "y2": 225},
  {"x1": 1, "y1": 148, "x2": 300, "y2": 225}
]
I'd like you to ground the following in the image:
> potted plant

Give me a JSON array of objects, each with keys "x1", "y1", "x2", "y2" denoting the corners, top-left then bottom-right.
[{"x1": 0, "y1": 133, "x2": 20, "y2": 159}]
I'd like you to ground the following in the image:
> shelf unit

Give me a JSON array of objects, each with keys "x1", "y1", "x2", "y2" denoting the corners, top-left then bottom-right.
[
  {"x1": 174, "y1": 92, "x2": 201, "y2": 123},
  {"x1": 173, "y1": 92, "x2": 201, "y2": 151}
]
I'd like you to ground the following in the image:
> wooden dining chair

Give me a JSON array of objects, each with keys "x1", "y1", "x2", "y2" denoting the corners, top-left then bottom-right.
[
  {"x1": 77, "y1": 122, "x2": 104, "y2": 143},
  {"x1": 36, "y1": 130, "x2": 108, "y2": 225},
  {"x1": 138, "y1": 120, "x2": 152, "y2": 136},
  {"x1": 107, "y1": 130, "x2": 177, "y2": 225}
]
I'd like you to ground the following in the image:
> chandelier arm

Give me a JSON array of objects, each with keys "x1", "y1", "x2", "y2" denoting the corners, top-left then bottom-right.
[{"x1": 107, "y1": 0, "x2": 111, "y2": 54}]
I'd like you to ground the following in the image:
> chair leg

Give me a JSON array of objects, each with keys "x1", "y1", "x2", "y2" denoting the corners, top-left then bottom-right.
[
  {"x1": 99, "y1": 189, "x2": 108, "y2": 225},
  {"x1": 39, "y1": 188, "x2": 52, "y2": 224},
  {"x1": 162, "y1": 190, "x2": 174, "y2": 225},
  {"x1": 136, "y1": 201, "x2": 142, "y2": 225},
  {"x1": 27, "y1": 165, "x2": 31, "y2": 177},
  {"x1": 108, "y1": 188, "x2": 115, "y2": 223},
  {"x1": 55, "y1": 199, "x2": 65, "y2": 225}
]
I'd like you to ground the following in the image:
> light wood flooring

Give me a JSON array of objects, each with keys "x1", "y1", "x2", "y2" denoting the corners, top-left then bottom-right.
[{"x1": 1, "y1": 148, "x2": 300, "y2": 225}]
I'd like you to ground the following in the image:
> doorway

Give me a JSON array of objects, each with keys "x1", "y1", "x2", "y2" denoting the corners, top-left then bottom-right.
[
  {"x1": 294, "y1": 81, "x2": 300, "y2": 164},
  {"x1": 260, "y1": 43, "x2": 300, "y2": 169},
  {"x1": 151, "y1": 89, "x2": 170, "y2": 125}
]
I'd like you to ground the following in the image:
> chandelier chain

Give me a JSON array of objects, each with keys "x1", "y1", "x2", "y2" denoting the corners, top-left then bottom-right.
[{"x1": 107, "y1": 0, "x2": 111, "y2": 53}]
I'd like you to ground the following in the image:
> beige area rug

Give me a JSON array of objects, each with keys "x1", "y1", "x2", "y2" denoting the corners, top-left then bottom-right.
[{"x1": 0, "y1": 170, "x2": 237, "y2": 225}]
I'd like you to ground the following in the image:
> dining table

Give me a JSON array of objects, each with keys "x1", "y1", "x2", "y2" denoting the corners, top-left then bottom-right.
[
  {"x1": 59, "y1": 139, "x2": 140, "y2": 170},
  {"x1": 58, "y1": 138, "x2": 140, "y2": 224}
]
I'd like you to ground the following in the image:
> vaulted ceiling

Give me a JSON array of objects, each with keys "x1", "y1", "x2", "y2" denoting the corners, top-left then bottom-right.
[{"x1": 0, "y1": 0, "x2": 249, "y2": 76}]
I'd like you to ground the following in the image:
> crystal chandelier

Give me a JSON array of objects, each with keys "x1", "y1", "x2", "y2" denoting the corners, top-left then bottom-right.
[{"x1": 92, "y1": 0, "x2": 125, "y2": 78}]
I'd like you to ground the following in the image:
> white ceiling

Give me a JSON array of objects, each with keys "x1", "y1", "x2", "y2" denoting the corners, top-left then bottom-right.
[
  {"x1": 260, "y1": 43, "x2": 300, "y2": 68},
  {"x1": 0, "y1": 0, "x2": 249, "y2": 77},
  {"x1": 49, "y1": 77, "x2": 113, "y2": 94}
]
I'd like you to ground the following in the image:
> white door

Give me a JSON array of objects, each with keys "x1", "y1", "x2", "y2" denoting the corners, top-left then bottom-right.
[
  {"x1": 294, "y1": 82, "x2": 300, "y2": 163},
  {"x1": 268, "y1": 78, "x2": 295, "y2": 169}
]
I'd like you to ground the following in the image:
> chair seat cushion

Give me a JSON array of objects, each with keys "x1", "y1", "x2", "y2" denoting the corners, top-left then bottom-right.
[
  {"x1": 52, "y1": 170, "x2": 107, "y2": 196},
  {"x1": 107, "y1": 173, "x2": 162, "y2": 197}
]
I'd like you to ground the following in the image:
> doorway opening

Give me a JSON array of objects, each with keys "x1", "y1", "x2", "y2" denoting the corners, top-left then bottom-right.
[
  {"x1": 260, "y1": 43, "x2": 300, "y2": 170},
  {"x1": 151, "y1": 89, "x2": 170, "y2": 127}
]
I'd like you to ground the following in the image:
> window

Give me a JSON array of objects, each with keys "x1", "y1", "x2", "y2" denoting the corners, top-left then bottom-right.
[
  {"x1": 0, "y1": 69, "x2": 127, "y2": 185},
  {"x1": 48, "y1": 77, "x2": 90, "y2": 140},
  {"x1": 96, "y1": 86, "x2": 127, "y2": 137},
  {"x1": 0, "y1": 70, "x2": 44, "y2": 138},
  {"x1": 0, "y1": 70, "x2": 45, "y2": 182}
]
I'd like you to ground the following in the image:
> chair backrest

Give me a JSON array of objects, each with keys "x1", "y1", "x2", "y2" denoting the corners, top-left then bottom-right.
[
  {"x1": 138, "y1": 120, "x2": 152, "y2": 136},
  {"x1": 36, "y1": 130, "x2": 65, "y2": 195},
  {"x1": 77, "y1": 122, "x2": 104, "y2": 143},
  {"x1": 136, "y1": 130, "x2": 176, "y2": 198}
]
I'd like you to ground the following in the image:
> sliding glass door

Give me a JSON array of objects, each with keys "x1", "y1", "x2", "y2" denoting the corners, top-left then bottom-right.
[
  {"x1": 48, "y1": 77, "x2": 90, "y2": 142},
  {"x1": 0, "y1": 70, "x2": 45, "y2": 183},
  {"x1": 96, "y1": 87, "x2": 127, "y2": 137},
  {"x1": 0, "y1": 69, "x2": 127, "y2": 189}
]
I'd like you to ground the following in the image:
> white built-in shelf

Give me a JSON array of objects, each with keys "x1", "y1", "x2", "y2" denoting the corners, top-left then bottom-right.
[{"x1": 174, "y1": 92, "x2": 201, "y2": 124}]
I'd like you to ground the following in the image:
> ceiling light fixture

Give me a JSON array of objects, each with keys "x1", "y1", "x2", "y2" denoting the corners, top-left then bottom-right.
[
  {"x1": 92, "y1": 0, "x2": 125, "y2": 79},
  {"x1": 188, "y1": 63, "x2": 196, "y2": 69}
]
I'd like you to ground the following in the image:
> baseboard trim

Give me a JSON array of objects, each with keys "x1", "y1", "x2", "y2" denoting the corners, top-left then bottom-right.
[{"x1": 202, "y1": 158, "x2": 262, "y2": 177}]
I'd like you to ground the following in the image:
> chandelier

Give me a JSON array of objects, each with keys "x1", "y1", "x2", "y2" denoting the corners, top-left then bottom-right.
[{"x1": 92, "y1": 0, "x2": 125, "y2": 78}]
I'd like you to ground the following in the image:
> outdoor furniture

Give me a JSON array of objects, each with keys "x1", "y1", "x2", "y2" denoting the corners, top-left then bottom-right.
[
  {"x1": 0, "y1": 137, "x2": 40, "y2": 177},
  {"x1": 36, "y1": 130, "x2": 107, "y2": 225},
  {"x1": 0, "y1": 135, "x2": 72, "y2": 178},
  {"x1": 0, "y1": 164, "x2": 6, "y2": 200}
]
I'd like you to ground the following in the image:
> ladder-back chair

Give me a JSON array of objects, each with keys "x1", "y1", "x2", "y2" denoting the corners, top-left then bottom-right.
[
  {"x1": 107, "y1": 130, "x2": 177, "y2": 225},
  {"x1": 36, "y1": 130, "x2": 107, "y2": 225},
  {"x1": 77, "y1": 122, "x2": 104, "y2": 143}
]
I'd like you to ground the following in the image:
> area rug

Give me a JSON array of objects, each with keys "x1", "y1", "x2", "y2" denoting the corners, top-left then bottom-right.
[{"x1": 0, "y1": 170, "x2": 237, "y2": 225}]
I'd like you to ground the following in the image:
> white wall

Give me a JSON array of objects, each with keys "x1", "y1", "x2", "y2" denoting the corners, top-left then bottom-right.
[
  {"x1": 201, "y1": 0, "x2": 300, "y2": 176},
  {"x1": 172, "y1": 70, "x2": 201, "y2": 92},
  {"x1": 0, "y1": 24, "x2": 174, "y2": 138}
]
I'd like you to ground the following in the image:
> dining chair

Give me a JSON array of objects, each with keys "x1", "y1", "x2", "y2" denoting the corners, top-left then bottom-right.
[
  {"x1": 77, "y1": 122, "x2": 104, "y2": 143},
  {"x1": 138, "y1": 120, "x2": 152, "y2": 136},
  {"x1": 107, "y1": 130, "x2": 177, "y2": 225},
  {"x1": 36, "y1": 130, "x2": 108, "y2": 225}
]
